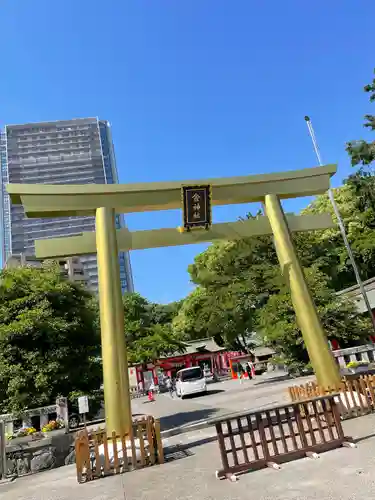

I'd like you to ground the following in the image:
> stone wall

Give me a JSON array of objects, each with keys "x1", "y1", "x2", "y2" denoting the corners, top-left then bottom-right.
[
  {"x1": 333, "y1": 344, "x2": 375, "y2": 367},
  {"x1": 1, "y1": 397, "x2": 69, "y2": 436},
  {"x1": 6, "y1": 430, "x2": 74, "y2": 478}
]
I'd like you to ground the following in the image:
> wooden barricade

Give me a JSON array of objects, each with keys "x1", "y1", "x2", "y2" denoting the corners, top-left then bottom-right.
[
  {"x1": 215, "y1": 395, "x2": 353, "y2": 481},
  {"x1": 288, "y1": 375, "x2": 375, "y2": 419},
  {"x1": 75, "y1": 415, "x2": 164, "y2": 483}
]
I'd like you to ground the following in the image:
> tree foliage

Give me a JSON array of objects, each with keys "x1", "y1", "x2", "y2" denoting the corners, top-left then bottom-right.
[
  {"x1": 256, "y1": 266, "x2": 370, "y2": 373},
  {"x1": 346, "y1": 70, "x2": 375, "y2": 166},
  {"x1": 295, "y1": 183, "x2": 375, "y2": 291},
  {"x1": 0, "y1": 264, "x2": 102, "y2": 414},
  {"x1": 122, "y1": 292, "x2": 184, "y2": 364},
  {"x1": 345, "y1": 69, "x2": 375, "y2": 237},
  {"x1": 0, "y1": 267, "x2": 184, "y2": 413},
  {"x1": 127, "y1": 323, "x2": 184, "y2": 365},
  {"x1": 173, "y1": 222, "x2": 283, "y2": 350},
  {"x1": 294, "y1": 68, "x2": 375, "y2": 292}
]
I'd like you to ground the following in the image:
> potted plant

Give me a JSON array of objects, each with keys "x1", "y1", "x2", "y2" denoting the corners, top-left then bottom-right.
[
  {"x1": 6, "y1": 426, "x2": 44, "y2": 443},
  {"x1": 346, "y1": 360, "x2": 370, "y2": 374},
  {"x1": 42, "y1": 419, "x2": 65, "y2": 436}
]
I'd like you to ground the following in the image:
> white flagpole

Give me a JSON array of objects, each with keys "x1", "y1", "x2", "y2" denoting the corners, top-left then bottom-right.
[{"x1": 304, "y1": 116, "x2": 375, "y2": 333}]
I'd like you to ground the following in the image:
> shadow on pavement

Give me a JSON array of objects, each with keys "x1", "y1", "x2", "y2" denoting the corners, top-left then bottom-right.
[
  {"x1": 164, "y1": 433, "x2": 219, "y2": 461},
  {"x1": 253, "y1": 374, "x2": 292, "y2": 386},
  {"x1": 174, "y1": 434, "x2": 218, "y2": 451},
  {"x1": 207, "y1": 388, "x2": 225, "y2": 396},
  {"x1": 184, "y1": 389, "x2": 225, "y2": 399},
  {"x1": 353, "y1": 432, "x2": 375, "y2": 444},
  {"x1": 160, "y1": 408, "x2": 219, "y2": 431}
]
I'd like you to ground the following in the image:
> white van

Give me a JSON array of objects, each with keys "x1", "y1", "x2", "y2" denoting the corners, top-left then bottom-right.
[{"x1": 175, "y1": 367, "x2": 207, "y2": 399}]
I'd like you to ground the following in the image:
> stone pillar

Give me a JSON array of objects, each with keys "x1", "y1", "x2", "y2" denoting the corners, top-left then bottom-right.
[
  {"x1": 362, "y1": 351, "x2": 370, "y2": 362},
  {"x1": 337, "y1": 355, "x2": 345, "y2": 368},
  {"x1": 22, "y1": 415, "x2": 31, "y2": 428},
  {"x1": 5, "y1": 421, "x2": 13, "y2": 437},
  {"x1": 40, "y1": 415, "x2": 48, "y2": 430},
  {"x1": 56, "y1": 397, "x2": 68, "y2": 429}
]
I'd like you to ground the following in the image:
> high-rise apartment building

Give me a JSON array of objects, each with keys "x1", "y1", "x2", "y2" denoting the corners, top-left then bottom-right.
[
  {"x1": 0, "y1": 117, "x2": 134, "y2": 293},
  {"x1": 6, "y1": 254, "x2": 89, "y2": 288}
]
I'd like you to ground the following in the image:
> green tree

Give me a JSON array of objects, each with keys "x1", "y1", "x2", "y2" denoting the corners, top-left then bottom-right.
[
  {"x1": 176, "y1": 204, "x2": 373, "y2": 368},
  {"x1": 289, "y1": 69, "x2": 375, "y2": 294},
  {"x1": 346, "y1": 70, "x2": 375, "y2": 166},
  {"x1": 0, "y1": 264, "x2": 102, "y2": 414},
  {"x1": 148, "y1": 300, "x2": 183, "y2": 325},
  {"x1": 122, "y1": 292, "x2": 152, "y2": 345},
  {"x1": 127, "y1": 323, "x2": 184, "y2": 365},
  {"x1": 296, "y1": 183, "x2": 375, "y2": 290},
  {"x1": 173, "y1": 287, "x2": 223, "y2": 342},
  {"x1": 174, "y1": 228, "x2": 281, "y2": 350},
  {"x1": 122, "y1": 292, "x2": 185, "y2": 364},
  {"x1": 345, "y1": 70, "x2": 375, "y2": 231},
  {"x1": 256, "y1": 266, "x2": 371, "y2": 372},
  {"x1": 345, "y1": 168, "x2": 375, "y2": 218}
]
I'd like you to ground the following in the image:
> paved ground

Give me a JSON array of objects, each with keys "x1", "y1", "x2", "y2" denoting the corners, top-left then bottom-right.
[
  {"x1": 132, "y1": 371, "x2": 314, "y2": 433},
  {"x1": 2, "y1": 413, "x2": 375, "y2": 500}
]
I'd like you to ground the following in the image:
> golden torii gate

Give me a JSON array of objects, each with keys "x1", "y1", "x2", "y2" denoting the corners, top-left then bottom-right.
[{"x1": 7, "y1": 164, "x2": 341, "y2": 436}]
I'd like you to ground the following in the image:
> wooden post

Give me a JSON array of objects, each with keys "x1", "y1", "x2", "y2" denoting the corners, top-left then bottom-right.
[{"x1": 154, "y1": 419, "x2": 164, "y2": 464}]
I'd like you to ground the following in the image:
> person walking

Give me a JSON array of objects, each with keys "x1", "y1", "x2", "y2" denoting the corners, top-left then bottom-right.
[
  {"x1": 138, "y1": 380, "x2": 144, "y2": 397},
  {"x1": 246, "y1": 361, "x2": 255, "y2": 380},
  {"x1": 238, "y1": 365, "x2": 244, "y2": 384},
  {"x1": 148, "y1": 380, "x2": 156, "y2": 402},
  {"x1": 166, "y1": 376, "x2": 174, "y2": 398}
]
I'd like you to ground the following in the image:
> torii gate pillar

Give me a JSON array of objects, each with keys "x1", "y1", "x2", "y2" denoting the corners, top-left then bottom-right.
[
  {"x1": 96, "y1": 207, "x2": 132, "y2": 436},
  {"x1": 264, "y1": 194, "x2": 341, "y2": 387}
]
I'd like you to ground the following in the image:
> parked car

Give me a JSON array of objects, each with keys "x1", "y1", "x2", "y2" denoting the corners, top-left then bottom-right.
[
  {"x1": 175, "y1": 367, "x2": 207, "y2": 399},
  {"x1": 68, "y1": 391, "x2": 104, "y2": 429}
]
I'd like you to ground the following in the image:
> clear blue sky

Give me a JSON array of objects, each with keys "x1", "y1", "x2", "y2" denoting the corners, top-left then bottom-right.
[{"x1": 1, "y1": 1, "x2": 374, "y2": 303}]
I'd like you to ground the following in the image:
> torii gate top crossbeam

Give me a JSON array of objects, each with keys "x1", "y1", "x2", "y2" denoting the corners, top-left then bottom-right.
[{"x1": 6, "y1": 164, "x2": 336, "y2": 218}]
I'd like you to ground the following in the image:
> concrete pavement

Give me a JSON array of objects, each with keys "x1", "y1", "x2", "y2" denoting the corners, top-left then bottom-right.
[
  {"x1": 2, "y1": 413, "x2": 375, "y2": 500},
  {"x1": 131, "y1": 371, "x2": 313, "y2": 436},
  {"x1": 80, "y1": 371, "x2": 304, "y2": 437}
]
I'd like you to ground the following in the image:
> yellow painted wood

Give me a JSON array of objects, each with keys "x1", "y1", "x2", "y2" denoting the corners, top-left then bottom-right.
[
  {"x1": 264, "y1": 194, "x2": 341, "y2": 387},
  {"x1": 7, "y1": 164, "x2": 336, "y2": 217},
  {"x1": 35, "y1": 213, "x2": 334, "y2": 258},
  {"x1": 96, "y1": 207, "x2": 131, "y2": 436}
]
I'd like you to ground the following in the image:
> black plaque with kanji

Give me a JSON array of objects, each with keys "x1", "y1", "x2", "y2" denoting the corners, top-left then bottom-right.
[{"x1": 182, "y1": 185, "x2": 212, "y2": 230}]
